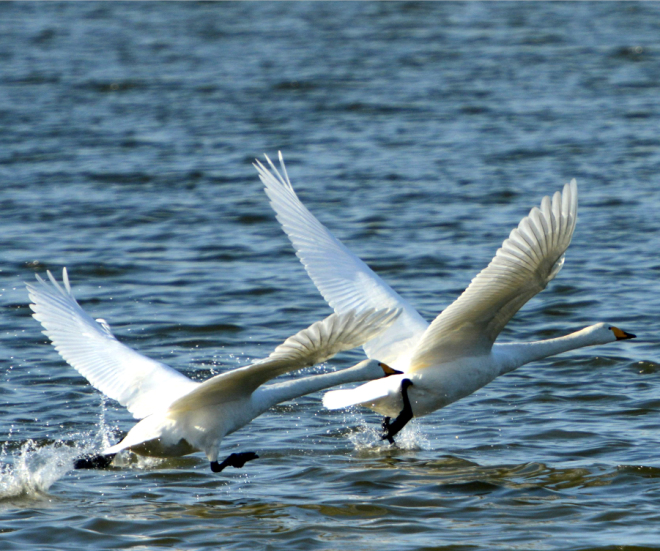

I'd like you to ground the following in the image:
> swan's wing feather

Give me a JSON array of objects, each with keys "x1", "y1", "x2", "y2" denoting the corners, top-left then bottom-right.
[
  {"x1": 169, "y1": 307, "x2": 401, "y2": 413},
  {"x1": 27, "y1": 269, "x2": 197, "y2": 419},
  {"x1": 409, "y1": 180, "x2": 578, "y2": 370},
  {"x1": 255, "y1": 153, "x2": 428, "y2": 367}
]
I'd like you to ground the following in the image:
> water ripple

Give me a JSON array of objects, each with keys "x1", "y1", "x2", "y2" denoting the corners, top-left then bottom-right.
[{"x1": 1, "y1": 1, "x2": 659, "y2": 549}]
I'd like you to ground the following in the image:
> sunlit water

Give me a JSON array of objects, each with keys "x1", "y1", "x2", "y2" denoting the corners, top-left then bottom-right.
[{"x1": 1, "y1": 2, "x2": 660, "y2": 550}]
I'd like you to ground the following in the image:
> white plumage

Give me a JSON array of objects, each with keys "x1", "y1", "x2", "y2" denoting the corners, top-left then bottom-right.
[
  {"x1": 28, "y1": 270, "x2": 401, "y2": 469},
  {"x1": 255, "y1": 154, "x2": 635, "y2": 436}
]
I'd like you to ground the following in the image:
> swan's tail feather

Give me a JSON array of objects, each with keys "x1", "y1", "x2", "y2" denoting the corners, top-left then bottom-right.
[
  {"x1": 323, "y1": 374, "x2": 405, "y2": 417},
  {"x1": 323, "y1": 388, "x2": 365, "y2": 410}
]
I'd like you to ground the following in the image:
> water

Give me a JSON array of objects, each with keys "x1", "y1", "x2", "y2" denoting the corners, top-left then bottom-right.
[{"x1": 0, "y1": 2, "x2": 659, "y2": 549}]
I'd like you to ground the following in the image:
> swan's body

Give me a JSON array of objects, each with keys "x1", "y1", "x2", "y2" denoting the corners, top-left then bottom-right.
[
  {"x1": 28, "y1": 269, "x2": 400, "y2": 470},
  {"x1": 322, "y1": 323, "x2": 633, "y2": 419},
  {"x1": 255, "y1": 154, "x2": 635, "y2": 437},
  {"x1": 105, "y1": 355, "x2": 398, "y2": 461}
]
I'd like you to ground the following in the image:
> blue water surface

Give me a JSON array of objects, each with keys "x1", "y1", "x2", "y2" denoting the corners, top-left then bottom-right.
[{"x1": 1, "y1": 3, "x2": 659, "y2": 550}]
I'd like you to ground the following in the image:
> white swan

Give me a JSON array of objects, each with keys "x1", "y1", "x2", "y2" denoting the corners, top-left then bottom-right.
[
  {"x1": 255, "y1": 153, "x2": 636, "y2": 442},
  {"x1": 27, "y1": 269, "x2": 402, "y2": 471}
]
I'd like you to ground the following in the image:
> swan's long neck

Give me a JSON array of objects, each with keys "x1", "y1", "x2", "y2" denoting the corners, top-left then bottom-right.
[
  {"x1": 493, "y1": 325, "x2": 611, "y2": 375},
  {"x1": 253, "y1": 365, "x2": 377, "y2": 413}
]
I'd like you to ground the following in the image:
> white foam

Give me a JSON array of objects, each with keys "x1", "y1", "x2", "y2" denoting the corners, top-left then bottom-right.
[
  {"x1": 0, "y1": 439, "x2": 78, "y2": 499},
  {"x1": 0, "y1": 409, "x2": 121, "y2": 500},
  {"x1": 344, "y1": 413, "x2": 431, "y2": 452}
]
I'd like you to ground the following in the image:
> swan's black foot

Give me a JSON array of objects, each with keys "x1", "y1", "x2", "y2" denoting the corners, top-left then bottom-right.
[
  {"x1": 381, "y1": 417, "x2": 395, "y2": 444},
  {"x1": 381, "y1": 378, "x2": 414, "y2": 444},
  {"x1": 210, "y1": 451, "x2": 259, "y2": 473},
  {"x1": 74, "y1": 453, "x2": 116, "y2": 469},
  {"x1": 381, "y1": 416, "x2": 392, "y2": 437}
]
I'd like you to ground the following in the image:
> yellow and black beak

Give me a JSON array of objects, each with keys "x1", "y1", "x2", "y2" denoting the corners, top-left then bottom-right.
[
  {"x1": 379, "y1": 362, "x2": 403, "y2": 376},
  {"x1": 611, "y1": 326, "x2": 636, "y2": 340}
]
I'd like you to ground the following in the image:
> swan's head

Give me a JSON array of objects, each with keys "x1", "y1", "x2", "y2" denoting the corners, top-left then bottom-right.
[
  {"x1": 590, "y1": 323, "x2": 636, "y2": 343},
  {"x1": 351, "y1": 359, "x2": 403, "y2": 379}
]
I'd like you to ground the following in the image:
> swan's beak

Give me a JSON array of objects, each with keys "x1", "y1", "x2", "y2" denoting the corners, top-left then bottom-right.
[
  {"x1": 612, "y1": 326, "x2": 636, "y2": 340},
  {"x1": 379, "y1": 362, "x2": 403, "y2": 376}
]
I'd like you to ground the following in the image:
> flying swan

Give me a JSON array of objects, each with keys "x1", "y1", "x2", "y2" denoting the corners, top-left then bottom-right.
[
  {"x1": 255, "y1": 153, "x2": 636, "y2": 443},
  {"x1": 27, "y1": 269, "x2": 401, "y2": 472}
]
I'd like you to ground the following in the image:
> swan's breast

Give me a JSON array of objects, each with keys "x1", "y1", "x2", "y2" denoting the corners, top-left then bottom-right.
[{"x1": 409, "y1": 355, "x2": 499, "y2": 417}]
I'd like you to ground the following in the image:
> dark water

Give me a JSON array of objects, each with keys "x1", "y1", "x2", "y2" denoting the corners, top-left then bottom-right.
[{"x1": 1, "y1": 2, "x2": 659, "y2": 549}]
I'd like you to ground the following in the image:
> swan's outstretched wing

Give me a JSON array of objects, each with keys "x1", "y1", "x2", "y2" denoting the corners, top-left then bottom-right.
[
  {"x1": 255, "y1": 153, "x2": 428, "y2": 368},
  {"x1": 168, "y1": 307, "x2": 401, "y2": 413},
  {"x1": 409, "y1": 180, "x2": 578, "y2": 371},
  {"x1": 27, "y1": 269, "x2": 198, "y2": 419}
]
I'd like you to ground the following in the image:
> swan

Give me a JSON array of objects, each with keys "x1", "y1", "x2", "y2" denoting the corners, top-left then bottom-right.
[
  {"x1": 27, "y1": 269, "x2": 402, "y2": 472},
  {"x1": 255, "y1": 153, "x2": 636, "y2": 442}
]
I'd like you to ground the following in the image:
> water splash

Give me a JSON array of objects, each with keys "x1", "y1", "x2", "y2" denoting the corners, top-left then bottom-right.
[
  {"x1": 0, "y1": 439, "x2": 78, "y2": 500},
  {"x1": 0, "y1": 402, "x2": 121, "y2": 500},
  {"x1": 345, "y1": 414, "x2": 431, "y2": 452},
  {"x1": 110, "y1": 452, "x2": 165, "y2": 470}
]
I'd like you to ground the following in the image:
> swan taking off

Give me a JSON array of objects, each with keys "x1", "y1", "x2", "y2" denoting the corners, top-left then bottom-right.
[
  {"x1": 255, "y1": 153, "x2": 636, "y2": 443},
  {"x1": 27, "y1": 269, "x2": 401, "y2": 472}
]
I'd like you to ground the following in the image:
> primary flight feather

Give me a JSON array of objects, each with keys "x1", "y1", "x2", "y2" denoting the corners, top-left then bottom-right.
[
  {"x1": 28, "y1": 269, "x2": 402, "y2": 471},
  {"x1": 255, "y1": 153, "x2": 635, "y2": 442}
]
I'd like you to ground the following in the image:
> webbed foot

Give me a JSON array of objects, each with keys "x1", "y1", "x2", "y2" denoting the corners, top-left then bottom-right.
[
  {"x1": 74, "y1": 453, "x2": 116, "y2": 469},
  {"x1": 210, "y1": 451, "x2": 259, "y2": 473}
]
